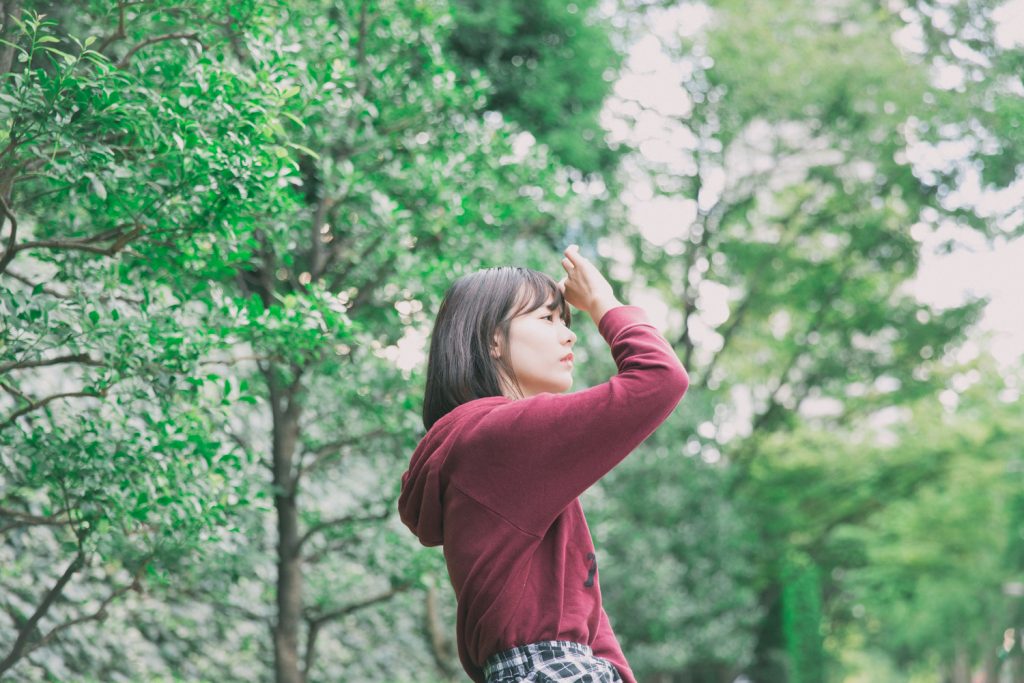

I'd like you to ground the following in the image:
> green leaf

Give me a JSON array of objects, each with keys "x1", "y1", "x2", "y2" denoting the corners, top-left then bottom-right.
[
  {"x1": 88, "y1": 174, "x2": 107, "y2": 200},
  {"x1": 285, "y1": 141, "x2": 320, "y2": 159},
  {"x1": 42, "y1": 46, "x2": 76, "y2": 64},
  {"x1": 282, "y1": 111, "x2": 307, "y2": 129}
]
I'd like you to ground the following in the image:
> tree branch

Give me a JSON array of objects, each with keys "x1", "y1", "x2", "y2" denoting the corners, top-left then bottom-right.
[
  {"x1": 0, "y1": 379, "x2": 29, "y2": 402},
  {"x1": 302, "y1": 617, "x2": 325, "y2": 680},
  {"x1": 174, "y1": 587, "x2": 271, "y2": 626},
  {"x1": 0, "y1": 387, "x2": 107, "y2": 431},
  {"x1": 116, "y1": 32, "x2": 204, "y2": 69},
  {"x1": 96, "y1": 0, "x2": 128, "y2": 55},
  {"x1": 0, "y1": 553, "x2": 84, "y2": 675},
  {"x1": 0, "y1": 194, "x2": 19, "y2": 275},
  {"x1": 808, "y1": 455, "x2": 952, "y2": 553},
  {"x1": 13, "y1": 223, "x2": 144, "y2": 258},
  {"x1": 356, "y1": 1, "x2": 369, "y2": 98},
  {"x1": 305, "y1": 584, "x2": 410, "y2": 627},
  {"x1": 728, "y1": 262, "x2": 855, "y2": 492},
  {"x1": 199, "y1": 354, "x2": 275, "y2": 367},
  {"x1": 2, "y1": 269, "x2": 71, "y2": 298},
  {"x1": 0, "y1": 353, "x2": 104, "y2": 374},
  {"x1": 296, "y1": 426, "x2": 390, "y2": 480},
  {"x1": 695, "y1": 196, "x2": 814, "y2": 390},
  {"x1": 309, "y1": 192, "x2": 334, "y2": 282},
  {"x1": 0, "y1": 506, "x2": 72, "y2": 536},
  {"x1": 326, "y1": 229, "x2": 388, "y2": 293},
  {"x1": 297, "y1": 508, "x2": 390, "y2": 553},
  {"x1": 0, "y1": 0, "x2": 22, "y2": 76},
  {"x1": 9, "y1": 561, "x2": 148, "y2": 670},
  {"x1": 424, "y1": 583, "x2": 457, "y2": 680},
  {"x1": 674, "y1": 168, "x2": 706, "y2": 363}
]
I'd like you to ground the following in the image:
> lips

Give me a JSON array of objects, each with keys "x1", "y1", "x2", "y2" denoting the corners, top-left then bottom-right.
[{"x1": 560, "y1": 353, "x2": 574, "y2": 362}]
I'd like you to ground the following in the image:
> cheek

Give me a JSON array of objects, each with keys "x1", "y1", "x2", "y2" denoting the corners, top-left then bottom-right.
[{"x1": 508, "y1": 330, "x2": 545, "y2": 374}]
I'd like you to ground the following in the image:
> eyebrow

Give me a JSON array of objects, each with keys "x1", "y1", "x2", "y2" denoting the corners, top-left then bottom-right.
[{"x1": 541, "y1": 303, "x2": 566, "y2": 322}]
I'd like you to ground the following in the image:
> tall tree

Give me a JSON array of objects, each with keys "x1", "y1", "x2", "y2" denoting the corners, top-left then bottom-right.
[
  {"x1": 0, "y1": 3, "x2": 292, "y2": 677},
  {"x1": 0, "y1": 0, "x2": 629, "y2": 680},
  {"x1": 586, "y1": 0, "x2": 996, "y2": 680}
]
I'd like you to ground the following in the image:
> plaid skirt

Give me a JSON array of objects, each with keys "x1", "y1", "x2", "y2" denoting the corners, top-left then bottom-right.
[{"x1": 483, "y1": 640, "x2": 624, "y2": 683}]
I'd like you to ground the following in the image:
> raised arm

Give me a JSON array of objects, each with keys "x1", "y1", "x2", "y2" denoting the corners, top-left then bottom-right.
[{"x1": 450, "y1": 302, "x2": 688, "y2": 536}]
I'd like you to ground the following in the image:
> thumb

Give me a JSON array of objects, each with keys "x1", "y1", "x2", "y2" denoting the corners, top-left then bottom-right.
[{"x1": 557, "y1": 277, "x2": 567, "y2": 292}]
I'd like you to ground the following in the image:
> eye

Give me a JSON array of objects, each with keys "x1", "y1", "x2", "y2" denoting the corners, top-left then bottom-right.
[{"x1": 542, "y1": 313, "x2": 554, "y2": 322}]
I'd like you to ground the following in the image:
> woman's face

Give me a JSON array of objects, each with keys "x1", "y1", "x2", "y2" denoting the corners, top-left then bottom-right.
[{"x1": 494, "y1": 295, "x2": 577, "y2": 398}]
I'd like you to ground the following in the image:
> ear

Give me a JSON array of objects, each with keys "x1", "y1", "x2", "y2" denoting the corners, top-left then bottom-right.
[{"x1": 491, "y1": 333, "x2": 501, "y2": 359}]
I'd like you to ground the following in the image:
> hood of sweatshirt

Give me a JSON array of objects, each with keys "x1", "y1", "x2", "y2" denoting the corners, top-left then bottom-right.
[{"x1": 398, "y1": 396, "x2": 509, "y2": 546}]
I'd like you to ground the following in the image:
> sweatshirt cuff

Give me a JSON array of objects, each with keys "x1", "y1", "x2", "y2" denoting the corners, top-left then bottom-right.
[{"x1": 596, "y1": 305, "x2": 651, "y2": 342}]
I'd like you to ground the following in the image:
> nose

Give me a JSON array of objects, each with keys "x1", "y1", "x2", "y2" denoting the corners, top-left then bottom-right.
[{"x1": 561, "y1": 325, "x2": 576, "y2": 346}]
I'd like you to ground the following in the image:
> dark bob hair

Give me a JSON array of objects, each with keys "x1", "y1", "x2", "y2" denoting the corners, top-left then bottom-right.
[{"x1": 422, "y1": 266, "x2": 572, "y2": 430}]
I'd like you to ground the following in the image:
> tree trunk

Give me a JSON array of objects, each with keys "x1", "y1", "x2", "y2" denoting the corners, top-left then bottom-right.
[
  {"x1": 0, "y1": 0, "x2": 23, "y2": 76},
  {"x1": 269, "y1": 365, "x2": 304, "y2": 683},
  {"x1": 274, "y1": 490, "x2": 302, "y2": 683},
  {"x1": 954, "y1": 644, "x2": 970, "y2": 683}
]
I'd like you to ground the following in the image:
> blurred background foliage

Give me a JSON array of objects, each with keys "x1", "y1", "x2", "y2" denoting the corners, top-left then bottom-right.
[{"x1": 0, "y1": 0, "x2": 1021, "y2": 681}]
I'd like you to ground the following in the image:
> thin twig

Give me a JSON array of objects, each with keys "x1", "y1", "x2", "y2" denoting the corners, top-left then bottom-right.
[
  {"x1": 2, "y1": 270, "x2": 71, "y2": 298},
  {"x1": 198, "y1": 355, "x2": 273, "y2": 367},
  {"x1": 0, "y1": 379, "x2": 29, "y2": 402}
]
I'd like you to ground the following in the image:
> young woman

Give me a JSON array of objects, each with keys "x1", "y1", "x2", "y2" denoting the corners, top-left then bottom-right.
[{"x1": 399, "y1": 245, "x2": 689, "y2": 683}]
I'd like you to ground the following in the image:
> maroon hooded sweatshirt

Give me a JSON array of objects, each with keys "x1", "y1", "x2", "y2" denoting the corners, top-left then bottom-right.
[{"x1": 398, "y1": 305, "x2": 689, "y2": 683}]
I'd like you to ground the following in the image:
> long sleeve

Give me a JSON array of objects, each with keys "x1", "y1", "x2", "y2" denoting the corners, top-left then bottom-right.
[
  {"x1": 592, "y1": 608, "x2": 637, "y2": 683},
  {"x1": 449, "y1": 305, "x2": 688, "y2": 537}
]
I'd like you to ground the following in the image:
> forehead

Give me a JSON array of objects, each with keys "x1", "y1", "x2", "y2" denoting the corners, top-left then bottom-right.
[
  {"x1": 513, "y1": 280, "x2": 554, "y2": 308},
  {"x1": 520, "y1": 293, "x2": 559, "y2": 313},
  {"x1": 507, "y1": 275, "x2": 569, "y2": 322}
]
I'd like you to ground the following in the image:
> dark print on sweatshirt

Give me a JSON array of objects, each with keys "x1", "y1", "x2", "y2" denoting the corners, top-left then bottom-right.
[{"x1": 584, "y1": 552, "x2": 598, "y2": 588}]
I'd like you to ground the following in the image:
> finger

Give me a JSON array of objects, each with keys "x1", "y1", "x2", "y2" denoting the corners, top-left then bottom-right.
[
  {"x1": 563, "y1": 244, "x2": 582, "y2": 266},
  {"x1": 561, "y1": 257, "x2": 574, "y2": 272},
  {"x1": 557, "y1": 277, "x2": 567, "y2": 292}
]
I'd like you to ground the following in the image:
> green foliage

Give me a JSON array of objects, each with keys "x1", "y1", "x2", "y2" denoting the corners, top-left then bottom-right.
[
  {"x1": 590, "y1": 445, "x2": 761, "y2": 677},
  {"x1": 0, "y1": 4, "x2": 295, "y2": 677},
  {"x1": 781, "y1": 556, "x2": 825, "y2": 683},
  {"x1": 4, "y1": 0, "x2": 613, "y2": 679},
  {"x1": 1, "y1": 0, "x2": 1020, "y2": 680},
  {"x1": 446, "y1": 0, "x2": 622, "y2": 174}
]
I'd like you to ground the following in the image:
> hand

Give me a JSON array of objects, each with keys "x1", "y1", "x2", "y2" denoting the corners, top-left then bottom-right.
[{"x1": 557, "y1": 244, "x2": 620, "y2": 321}]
